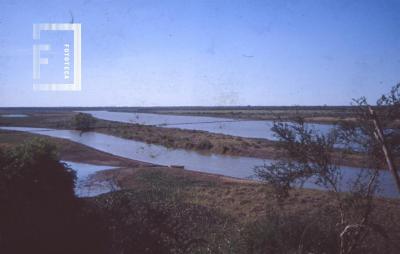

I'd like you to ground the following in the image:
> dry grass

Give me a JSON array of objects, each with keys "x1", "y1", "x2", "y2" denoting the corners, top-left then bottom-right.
[{"x1": 94, "y1": 166, "x2": 400, "y2": 226}]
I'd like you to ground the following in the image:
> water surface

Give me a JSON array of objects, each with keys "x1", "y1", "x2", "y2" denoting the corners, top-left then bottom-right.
[{"x1": 1, "y1": 126, "x2": 397, "y2": 198}]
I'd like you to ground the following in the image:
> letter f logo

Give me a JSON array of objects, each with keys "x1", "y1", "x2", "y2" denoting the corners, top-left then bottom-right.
[{"x1": 33, "y1": 44, "x2": 50, "y2": 80}]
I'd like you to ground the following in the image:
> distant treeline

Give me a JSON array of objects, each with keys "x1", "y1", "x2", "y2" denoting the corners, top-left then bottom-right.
[{"x1": 0, "y1": 105, "x2": 363, "y2": 111}]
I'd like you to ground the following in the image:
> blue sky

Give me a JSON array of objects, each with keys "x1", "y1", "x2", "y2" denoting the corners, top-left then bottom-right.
[{"x1": 0, "y1": 0, "x2": 399, "y2": 106}]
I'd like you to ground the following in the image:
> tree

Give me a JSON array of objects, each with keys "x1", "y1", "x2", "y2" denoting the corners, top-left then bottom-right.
[
  {"x1": 73, "y1": 112, "x2": 97, "y2": 131},
  {"x1": 256, "y1": 118, "x2": 383, "y2": 253},
  {"x1": 255, "y1": 84, "x2": 400, "y2": 253},
  {"x1": 347, "y1": 84, "x2": 400, "y2": 194}
]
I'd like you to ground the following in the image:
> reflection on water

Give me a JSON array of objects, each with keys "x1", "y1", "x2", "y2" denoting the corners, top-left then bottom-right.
[
  {"x1": 0, "y1": 126, "x2": 397, "y2": 198},
  {"x1": 80, "y1": 110, "x2": 333, "y2": 140},
  {"x1": 63, "y1": 161, "x2": 117, "y2": 197}
]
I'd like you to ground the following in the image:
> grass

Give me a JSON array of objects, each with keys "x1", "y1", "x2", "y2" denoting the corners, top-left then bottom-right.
[
  {"x1": 90, "y1": 166, "x2": 400, "y2": 253},
  {"x1": 94, "y1": 166, "x2": 400, "y2": 222},
  {"x1": 1, "y1": 127, "x2": 400, "y2": 253}
]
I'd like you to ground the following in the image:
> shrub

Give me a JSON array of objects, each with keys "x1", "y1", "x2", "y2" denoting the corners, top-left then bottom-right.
[
  {"x1": 0, "y1": 138, "x2": 107, "y2": 254},
  {"x1": 197, "y1": 139, "x2": 213, "y2": 150},
  {"x1": 72, "y1": 112, "x2": 96, "y2": 131},
  {"x1": 0, "y1": 139, "x2": 78, "y2": 253}
]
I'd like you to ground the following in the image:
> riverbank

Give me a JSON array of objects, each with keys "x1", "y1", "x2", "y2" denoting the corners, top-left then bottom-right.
[
  {"x1": 2, "y1": 128, "x2": 399, "y2": 215},
  {"x1": 86, "y1": 166, "x2": 400, "y2": 253},
  {"x1": 1, "y1": 128, "x2": 399, "y2": 252},
  {"x1": 91, "y1": 164, "x2": 400, "y2": 254},
  {"x1": 0, "y1": 109, "x2": 375, "y2": 169}
]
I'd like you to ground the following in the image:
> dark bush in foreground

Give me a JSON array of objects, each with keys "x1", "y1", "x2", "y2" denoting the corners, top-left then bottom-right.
[
  {"x1": 0, "y1": 139, "x2": 76, "y2": 253},
  {"x1": 0, "y1": 140, "x2": 239, "y2": 254},
  {"x1": 0, "y1": 139, "x2": 106, "y2": 254}
]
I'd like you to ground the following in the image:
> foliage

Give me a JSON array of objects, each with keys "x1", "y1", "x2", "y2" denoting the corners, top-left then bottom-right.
[
  {"x1": 72, "y1": 112, "x2": 97, "y2": 131},
  {"x1": 255, "y1": 117, "x2": 344, "y2": 199},
  {"x1": 255, "y1": 119, "x2": 384, "y2": 253},
  {"x1": 0, "y1": 140, "x2": 238, "y2": 254},
  {"x1": 0, "y1": 138, "x2": 106, "y2": 254},
  {"x1": 338, "y1": 85, "x2": 399, "y2": 165}
]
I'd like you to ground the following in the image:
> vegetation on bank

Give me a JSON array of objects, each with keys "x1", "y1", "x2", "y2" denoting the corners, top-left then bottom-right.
[
  {"x1": 85, "y1": 165, "x2": 400, "y2": 254},
  {"x1": 254, "y1": 84, "x2": 400, "y2": 254},
  {"x1": 0, "y1": 139, "x2": 238, "y2": 253},
  {"x1": 0, "y1": 137, "x2": 400, "y2": 253},
  {"x1": 0, "y1": 139, "x2": 103, "y2": 254}
]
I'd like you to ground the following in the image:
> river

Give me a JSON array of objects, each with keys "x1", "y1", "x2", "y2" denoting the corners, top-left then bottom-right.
[{"x1": 0, "y1": 126, "x2": 397, "y2": 198}]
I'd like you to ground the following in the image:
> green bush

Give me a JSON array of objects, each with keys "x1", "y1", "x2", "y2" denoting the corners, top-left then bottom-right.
[
  {"x1": 0, "y1": 139, "x2": 106, "y2": 254},
  {"x1": 72, "y1": 112, "x2": 96, "y2": 131}
]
